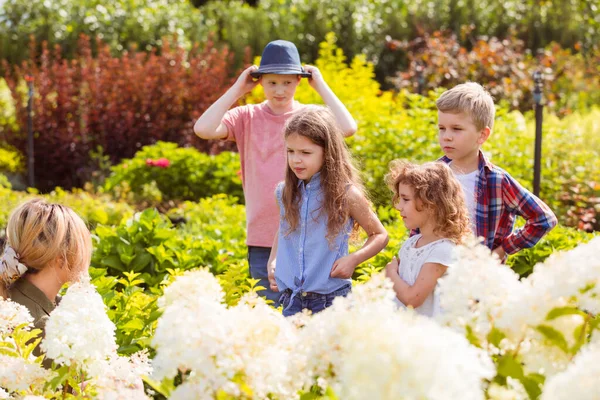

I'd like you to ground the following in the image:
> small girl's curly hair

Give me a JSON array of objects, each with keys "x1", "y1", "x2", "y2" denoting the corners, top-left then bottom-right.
[{"x1": 385, "y1": 160, "x2": 472, "y2": 244}]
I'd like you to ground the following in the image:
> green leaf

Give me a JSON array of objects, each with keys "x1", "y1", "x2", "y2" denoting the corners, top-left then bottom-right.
[
  {"x1": 465, "y1": 325, "x2": 482, "y2": 348},
  {"x1": 143, "y1": 376, "x2": 175, "y2": 397},
  {"x1": 121, "y1": 318, "x2": 145, "y2": 331},
  {"x1": 129, "y1": 252, "x2": 153, "y2": 272},
  {"x1": 102, "y1": 254, "x2": 125, "y2": 272},
  {"x1": 520, "y1": 373, "x2": 545, "y2": 400},
  {"x1": 497, "y1": 354, "x2": 524, "y2": 380},
  {"x1": 536, "y1": 325, "x2": 569, "y2": 353},
  {"x1": 487, "y1": 327, "x2": 506, "y2": 348},
  {"x1": 546, "y1": 306, "x2": 586, "y2": 320}
]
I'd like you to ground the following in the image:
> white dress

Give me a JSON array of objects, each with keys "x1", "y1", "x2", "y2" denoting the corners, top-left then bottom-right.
[{"x1": 394, "y1": 234, "x2": 457, "y2": 317}]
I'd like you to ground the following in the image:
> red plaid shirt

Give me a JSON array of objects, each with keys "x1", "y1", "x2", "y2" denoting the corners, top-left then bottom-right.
[{"x1": 440, "y1": 151, "x2": 558, "y2": 254}]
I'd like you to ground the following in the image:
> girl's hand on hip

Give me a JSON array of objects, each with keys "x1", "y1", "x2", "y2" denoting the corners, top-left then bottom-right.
[
  {"x1": 268, "y1": 263, "x2": 279, "y2": 292},
  {"x1": 330, "y1": 255, "x2": 357, "y2": 279}
]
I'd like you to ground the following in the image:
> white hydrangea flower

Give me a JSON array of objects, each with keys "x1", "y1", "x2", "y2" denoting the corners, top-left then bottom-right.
[
  {"x1": 0, "y1": 354, "x2": 53, "y2": 392},
  {"x1": 523, "y1": 237, "x2": 600, "y2": 324},
  {"x1": 153, "y1": 272, "x2": 304, "y2": 399},
  {"x1": 0, "y1": 297, "x2": 34, "y2": 336},
  {"x1": 299, "y1": 274, "x2": 495, "y2": 400},
  {"x1": 40, "y1": 281, "x2": 117, "y2": 373},
  {"x1": 541, "y1": 343, "x2": 600, "y2": 400},
  {"x1": 94, "y1": 351, "x2": 152, "y2": 400},
  {"x1": 159, "y1": 269, "x2": 224, "y2": 309},
  {"x1": 437, "y1": 239, "x2": 525, "y2": 343}
]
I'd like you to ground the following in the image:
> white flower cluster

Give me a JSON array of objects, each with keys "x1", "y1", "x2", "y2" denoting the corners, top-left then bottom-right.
[
  {"x1": 438, "y1": 237, "x2": 600, "y2": 381},
  {"x1": 523, "y1": 236, "x2": 600, "y2": 322},
  {"x1": 40, "y1": 281, "x2": 118, "y2": 375},
  {"x1": 436, "y1": 239, "x2": 525, "y2": 342},
  {"x1": 298, "y1": 274, "x2": 495, "y2": 400},
  {"x1": 152, "y1": 269, "x2": 305, "y2": 400},
  {"x1": 154, "y1": 271, "x2": 495, "y2": 399},
  {"x1": 541, "y1": 343, "x2": 600, "y2": 400},
  {"x1": 0, "y1": 354, "x2": 52, "y2": 393},
  {"x1": 0, "y1": 297, "x2": 33, "y2": 335},
  {"x1": 94, "y1": 351, "x2": 152, "y2": 400},
  {"x1": 40, "y1": 281, "x2": 151, "y2": 397}
]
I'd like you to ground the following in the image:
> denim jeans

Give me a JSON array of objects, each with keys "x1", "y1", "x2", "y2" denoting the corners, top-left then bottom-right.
[
  {"x1": 248, "y1": 246, "x2": 281, "y2": 306},
  {"x1": 279, "y1": 284, "x2": 352, "y2": 317}
]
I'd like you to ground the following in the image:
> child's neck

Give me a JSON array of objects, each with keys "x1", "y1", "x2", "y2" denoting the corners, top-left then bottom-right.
[
  {"x1": 449, "y1": 152, "x2": 479, "y2": 174},
  {"x1": 416, "y1": 221, "x2": 442, "y2": 247},
  {"x1": 266, "y1": 99, "x2": 296, "y2": 115}
]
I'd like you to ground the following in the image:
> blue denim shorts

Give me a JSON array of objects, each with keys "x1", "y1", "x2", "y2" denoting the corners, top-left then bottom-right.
[{"x1": 279, "y1": 284, "x2": 351, "y2": 317}]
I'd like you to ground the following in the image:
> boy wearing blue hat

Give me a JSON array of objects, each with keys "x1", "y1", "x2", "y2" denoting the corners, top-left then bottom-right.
[{"x1": 194, "y1": 40, "x2": 356, "y2": 306}]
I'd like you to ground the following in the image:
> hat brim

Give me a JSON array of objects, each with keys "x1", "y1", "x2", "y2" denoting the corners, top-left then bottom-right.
[{"x1": 250, "y1": 70, "x2": 312, "y2": 78}]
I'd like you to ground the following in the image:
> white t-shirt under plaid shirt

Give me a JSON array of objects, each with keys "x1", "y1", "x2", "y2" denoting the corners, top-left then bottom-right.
[{"x1": 394, "y1": 234, "x2": 457, "y2": 317}]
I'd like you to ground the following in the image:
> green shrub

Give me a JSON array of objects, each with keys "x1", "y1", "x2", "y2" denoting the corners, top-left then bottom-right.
[
  {"x1": 166, "y1": 195, "x2": 248, "y2": 273},
  {"x1": 201, "y1": 0, "x2": 599, "y2": 77},
  {"x1": 92, "y1": 196, "x2": 248, "y2": 286},
  {"x1": 91, "y1": 269, "x2": 161, "y2": 355},
  {"x1": 0, "y1": 0, "x2": 210, "y2": 66},
  {"x1": 507, "y1": 224, "x2": 598, "y2": 277},
  {"x1": 103, "y1": 141, "x2": 243, "y2": 206}
]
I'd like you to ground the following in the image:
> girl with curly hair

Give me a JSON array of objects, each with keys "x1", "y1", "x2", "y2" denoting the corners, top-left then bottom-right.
[
  {"x1": 267, "y1": 106, "x2": 388, "y2": 316},
  {"x1": 384, "y1": 160, "x2": 471, "y2": 317}
]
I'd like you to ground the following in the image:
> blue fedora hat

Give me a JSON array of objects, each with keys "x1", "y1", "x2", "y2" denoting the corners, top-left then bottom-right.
[{"x1": 250, "y1": 40, "x2": 311, "y2": 78}]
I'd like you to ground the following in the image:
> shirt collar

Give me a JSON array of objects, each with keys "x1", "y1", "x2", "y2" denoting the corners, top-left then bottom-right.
[
  {"x1": 439, "y1": 150, "x2": 493, "y2": 173},
  {"x1": 297, "y1": 171, "x2": 322, "y2": 192},
  {"x1": 12, "y1": 278, "x2": 58, "y2": 316}
]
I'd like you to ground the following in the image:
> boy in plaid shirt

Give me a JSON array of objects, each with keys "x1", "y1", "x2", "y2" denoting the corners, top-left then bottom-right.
[{"x1": 435, "y1": 82, "x2": 557, "y2": 260}]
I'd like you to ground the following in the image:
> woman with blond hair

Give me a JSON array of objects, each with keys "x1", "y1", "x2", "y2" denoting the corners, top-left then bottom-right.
[{"x1": 1, "y1": 198, "x2": 92, "y2": 335}]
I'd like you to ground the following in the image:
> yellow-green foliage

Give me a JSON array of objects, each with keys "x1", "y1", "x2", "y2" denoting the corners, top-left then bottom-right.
[
  {"x1": 0, "y1": 145, "x2": 23, "y2": 173},
  {"x1": 0, "y1": 78, "x2": 18, "y2": 137},
  {"x1": 0, "y1": 187, "x2": 134, "y2": 233}
]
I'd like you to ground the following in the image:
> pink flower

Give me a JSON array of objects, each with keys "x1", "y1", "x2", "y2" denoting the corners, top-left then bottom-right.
[
  {"x1": 154, "y1": 158, "x2": 170, "y2": 168},
  {"x1": 145, "y1": 158, "x2": 170, "y2": 168}
]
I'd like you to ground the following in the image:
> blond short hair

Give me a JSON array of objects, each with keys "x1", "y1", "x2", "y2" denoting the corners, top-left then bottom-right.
[
  {"x1": 436, "y1": 82, "x2": 495, "y2": 130},
  {"x1": 1, "y1": 198, "x2": 92, "y2": 297}
]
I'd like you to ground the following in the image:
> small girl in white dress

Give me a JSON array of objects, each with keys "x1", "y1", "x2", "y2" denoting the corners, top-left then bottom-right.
[{"x1": 384, "y1": 160, "x2": 471, "y2": 317}]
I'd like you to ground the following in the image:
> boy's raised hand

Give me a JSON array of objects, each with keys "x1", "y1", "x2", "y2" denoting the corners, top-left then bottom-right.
[
  {"x1": 303, "y1": 65, "x2": 326, "y2": 91},
  {"x1": 232, "y1": 65, "x2": 261, "y2": 97}
]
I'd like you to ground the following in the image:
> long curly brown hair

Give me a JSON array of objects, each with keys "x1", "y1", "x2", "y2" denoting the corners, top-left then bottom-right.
[
  {"x1": 282, "y1": 106, "x2": 364, "y2": 244},
  {"x1": 385, "y1": 160, "x2": 471, "y2": 244}
]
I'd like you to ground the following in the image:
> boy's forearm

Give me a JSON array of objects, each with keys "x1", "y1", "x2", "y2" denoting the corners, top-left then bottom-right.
[
  {"x1": 193, "y1": 87, "x2": 242, "y2": 138},
  {"x1": 314, "y1": 82, "x2": 357, "y2": 137},
  {"x1": 502, "y1": 177, "x2": 558, "y2": 254}
]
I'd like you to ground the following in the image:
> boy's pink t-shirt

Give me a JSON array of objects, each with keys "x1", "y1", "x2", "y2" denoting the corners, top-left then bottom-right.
[{"x1": 222, "y1": 101, "x2": 305, "y2": 247}]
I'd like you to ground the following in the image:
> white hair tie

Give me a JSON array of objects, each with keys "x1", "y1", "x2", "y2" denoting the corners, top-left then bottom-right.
[{"x1": 0, "y1": 245, "x2": 28, "y2": 285}]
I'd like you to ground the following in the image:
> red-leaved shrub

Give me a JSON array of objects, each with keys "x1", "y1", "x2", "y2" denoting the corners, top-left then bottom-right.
[
  {"x1": 387, "y1": 28, "x2": 600, "y2": 115},
  {"x1": 1, "y1": 35, "x2": 238, "y2": 189}
]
